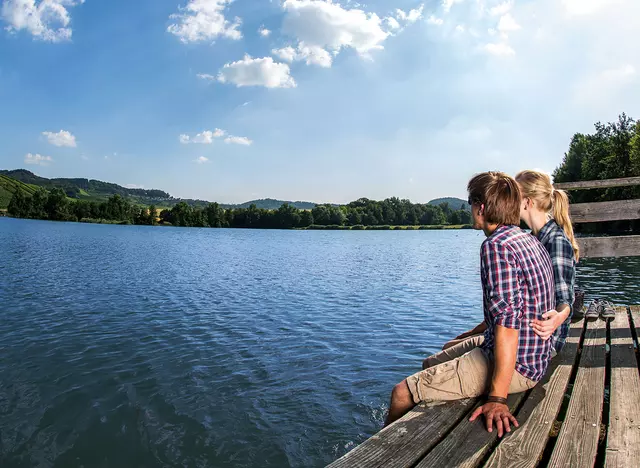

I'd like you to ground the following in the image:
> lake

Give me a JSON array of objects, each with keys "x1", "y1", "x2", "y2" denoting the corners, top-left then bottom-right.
[{"x1": 1, "y1": 218, "x2": 639, "y2": 467}]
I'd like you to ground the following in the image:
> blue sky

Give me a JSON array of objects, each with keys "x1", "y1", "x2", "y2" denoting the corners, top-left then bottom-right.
[{"x1": 1, "y1": 0, "x2": 639, "y2": 204}]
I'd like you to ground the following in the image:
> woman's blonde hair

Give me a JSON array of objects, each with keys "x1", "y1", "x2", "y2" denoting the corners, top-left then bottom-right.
[{"x1": 515, "y1": 170, "x2": 580, "y2": 261}]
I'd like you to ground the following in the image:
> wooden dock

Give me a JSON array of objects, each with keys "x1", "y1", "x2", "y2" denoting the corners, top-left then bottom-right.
[{"x1": 328, "y1": 306, "x2": 640, "y2": 468}]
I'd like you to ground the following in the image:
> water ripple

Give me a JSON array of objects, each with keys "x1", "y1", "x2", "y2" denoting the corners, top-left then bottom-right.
[{"x1": 1, "y1": 218, "x2": 638, "y2": 467}]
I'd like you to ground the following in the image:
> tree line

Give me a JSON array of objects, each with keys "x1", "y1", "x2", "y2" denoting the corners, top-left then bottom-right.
[
  {"x1": 553, "y1": 113, "x2": 640, "y2": 233},
  {"x1": 8, "y1": 188, "x2": 156, "y2": 225},
  {"x1": 7, "y1": 187, "x2": 471, "y2": 229}
]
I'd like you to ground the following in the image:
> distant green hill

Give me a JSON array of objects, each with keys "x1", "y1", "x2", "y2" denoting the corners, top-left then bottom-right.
[
  {"x1": 228, "y1": 198, "x2": 316, "y2": 210},
  {"x1": 0, "y1": 174, "x2": 40, "y2": 209},
  {"x1": 0, "y1": 169, "x2": 319, "y2": 211},
  {"x1": 428, "y1": 197, "x2": 470, "y2": 211},
  {"x1": 0, "y1": 169, "x2": 171, "y2": 201}
]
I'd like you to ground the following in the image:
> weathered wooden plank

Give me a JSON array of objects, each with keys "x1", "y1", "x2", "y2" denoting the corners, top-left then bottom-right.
[
  {"x1": 327, "y1": 399, "x2": 476, "y2": 468},
  {"x1": 484, "y1": 320, "x2": 584, "y2": 468},
  {"x1": 554, "y1": 176, "x2": 640, "y2": 191},
  {"x1": 631, "y1": 305, "x2": 640, "y2": 342},
  {"x1": 605, "y1": 307, "x2": 640, "y2": 467},
  {"x1": 548, "y1": 318, "x2": 606, "y2": 467},
  {"x1": 570, "y1": 199, "x2": 640, "y2": 223},
  {"x1": 578, "y1": 236, "x2": 640, "y2": 258},
  {"x1": 414, "y1": 393, "x2": 527, "y2": 468}
]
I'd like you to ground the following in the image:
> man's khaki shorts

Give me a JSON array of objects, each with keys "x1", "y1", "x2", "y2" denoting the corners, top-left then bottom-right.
[{"x1": 407, "y1": 346, "x2": 537, "y2": 404}]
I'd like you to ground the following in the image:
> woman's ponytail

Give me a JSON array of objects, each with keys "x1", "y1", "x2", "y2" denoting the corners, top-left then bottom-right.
[{"x1": 552, "y1": 189, "x2": 580, "y2": 261}]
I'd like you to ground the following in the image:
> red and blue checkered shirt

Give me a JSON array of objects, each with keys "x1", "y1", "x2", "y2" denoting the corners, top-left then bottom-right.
[{"x1": 479, "y1": 225, "x2": 555, "y2": 382}]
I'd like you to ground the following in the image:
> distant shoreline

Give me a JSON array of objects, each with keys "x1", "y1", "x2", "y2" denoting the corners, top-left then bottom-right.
[{"x1": 0, "y1": 216, "x2": 472, "y2": 231}]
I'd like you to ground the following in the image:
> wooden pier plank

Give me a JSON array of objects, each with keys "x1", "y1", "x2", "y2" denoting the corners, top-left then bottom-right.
[
  {"x1": 631, "y1": 305, "x2": 640, "y2": 342},
  {"x1": 327, "y1": 399, "x2": 476, "y2": 468},
  {"x1": 570, "y1": 199, "x2": 640, "y2": 224},
  {"x1": 554, "y1": 176, "x2": 640, "y2": 191},
  {"x1": 484, "y1": 320, "x2": 584, "y2": 468},
  {"x1": 548, "y1": 318, "x2": 606, "y2": 468},
  {"x1": 414, "y1": 393, "x2": 525, "y2": 468},
  {"x1": 578, "y1": 236, "x2": 640, "y2": 259},
  {"x1": 605, "y1": 307, "x2": 640, "y2": 467}
]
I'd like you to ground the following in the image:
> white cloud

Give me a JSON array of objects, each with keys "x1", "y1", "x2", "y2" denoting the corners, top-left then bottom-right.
[
  {"x1": 196, "y1": 73, "x2": 216, "y2": 81},
  {"x1": 455, "y1": 24, "x2": 465, "y2": 32},
  {"x1": 42, "y1": 129, "x2": 77, "y2": 147},
  {"x1": 490, "y1": 1, "x2": 513, "y2": 16},
  {"x1": 562, "y1": 0, "x2": 620, "y2": 16},
  {"x1": 258, "y1": 25, "x2": 271, "y2": 37},
  {"x1": 276, "y1": 1, "x2": 425, "y2": 68},
  {"x1": 194, "y1": 156, "x2": 209, "y2": 164},
  {"x1": 386, "y1": 17, "x2": 400, "y2": 30},
  {"x1": 1, "y1": 0, "x2": 85, "y2": 42},
  {"x1": 396, "y1": 5, "x2": 424, "y2": 24},
  {"x1": 484, "y1": 42, "x2": 515, "y2": 56},
  {"x1": 427, "y1": 15, "x2": 444, "y2": 26},
  {"x1": 217, "y1": 55, "x2": 296, "y2": 88},
  {"x1": 281, "y1": 0, "x2": 390, "y2": 59},
  {"x1": 497, "y1": 13, "x2": 520, "y2": 34},
  {"x1": 180, "y1": 129, "x2": 226, "y2": 144},
  {"x1": 442, "y1": 0, "x2": 464, "y2": 14},
  {"x1": 168, "y1": 0, "x2": 241, "y2": 43},
  {"x1": 224, "y1": 135, "x2": 253, "y2": 146},
  {"x1": 272, "y1": 43, "x2": 333, "y2": 67},
  {"x1": 24, "y1": 153, "x2": 52, "y2": 165}
]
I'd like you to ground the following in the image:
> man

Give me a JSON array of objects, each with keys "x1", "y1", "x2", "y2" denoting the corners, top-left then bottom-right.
[{"x1": 385, "y1": 172, "x2": 555, "y2": 437}]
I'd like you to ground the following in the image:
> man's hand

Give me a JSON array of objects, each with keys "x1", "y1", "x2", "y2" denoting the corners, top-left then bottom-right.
[
  {"x1": 530, "y1": 309, "x2": 563, "y2": 341},
  {"x1": 469, "y1": 402, "x2": 518, "y2": 437}
]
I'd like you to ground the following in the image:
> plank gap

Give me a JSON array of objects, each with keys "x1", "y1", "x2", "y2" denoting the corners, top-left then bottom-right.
[
  {"x1": 406, "y1": 402, "x2": 481, "y2": 468},
  {"x1": 594, "y1": 319, "x2": 612, "y2": 468},
  {"x1": 628, "y1": 307, "x2": 640, "y2": 376}
]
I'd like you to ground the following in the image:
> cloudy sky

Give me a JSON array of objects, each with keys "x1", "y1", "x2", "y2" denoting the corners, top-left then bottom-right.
[{"x1": 0, "y1": 0, "x2": 638, "y2": 204}]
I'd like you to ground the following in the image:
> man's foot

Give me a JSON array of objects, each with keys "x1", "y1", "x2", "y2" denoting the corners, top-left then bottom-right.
[
  {"x1": 600, "y1": 300, "x2": 616, "y2": 321},
  {"x1": 585, "y1": 299, "x2": 600, "y2": 321}
]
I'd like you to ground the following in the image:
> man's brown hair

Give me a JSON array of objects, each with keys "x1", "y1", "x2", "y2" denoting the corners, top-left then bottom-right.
[{"x1": 467, "y1": 171, "x2": 521, "y2": 226}]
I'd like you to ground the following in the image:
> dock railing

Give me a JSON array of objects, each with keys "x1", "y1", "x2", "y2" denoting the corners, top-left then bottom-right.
[{"x1": 555, "y1": 176, "x2": 640, "y2": 258}]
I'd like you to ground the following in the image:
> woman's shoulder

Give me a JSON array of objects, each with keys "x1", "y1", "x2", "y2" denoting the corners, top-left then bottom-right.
[{"x1": 542, "y1": 221, "x2": 574, "y2": 256}]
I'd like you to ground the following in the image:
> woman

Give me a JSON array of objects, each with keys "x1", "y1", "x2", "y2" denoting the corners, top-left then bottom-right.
[{"x1": 516, "y1": 170, "x2": 579, "y2": 353}]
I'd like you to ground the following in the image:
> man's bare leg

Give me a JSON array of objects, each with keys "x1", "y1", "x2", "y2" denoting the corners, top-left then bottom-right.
[{"x1": 384, "y1": 380, "x2": 415, "y2": 427}]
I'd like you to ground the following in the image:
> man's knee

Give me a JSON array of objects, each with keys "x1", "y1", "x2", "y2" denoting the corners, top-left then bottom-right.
[{"x1": 391, "y1": 380, "x2": 412, "y2": 404}]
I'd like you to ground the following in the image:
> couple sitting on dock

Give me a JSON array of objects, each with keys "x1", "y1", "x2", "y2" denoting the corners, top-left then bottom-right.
[{"x1": 385, "y1": 170, "x2": 579, "y2": 438}]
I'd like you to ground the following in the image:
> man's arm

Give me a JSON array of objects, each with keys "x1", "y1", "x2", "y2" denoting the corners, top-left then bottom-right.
[
  {"x1": 469, "y1": 241, "x2": 521, "y2": 437},
  {"x1": 490, "y1": 325, "x2": 519, "y2": 398},
  {"x1": 470, "y1": 325, "x2": 520, "y2": 437}
]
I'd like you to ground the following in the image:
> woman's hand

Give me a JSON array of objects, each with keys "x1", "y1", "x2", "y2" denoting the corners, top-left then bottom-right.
[{"x1": 530, "y1": 310, "x2": 563, "y2": 341}]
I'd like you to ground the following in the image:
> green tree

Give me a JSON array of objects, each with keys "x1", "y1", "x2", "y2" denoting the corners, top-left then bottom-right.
[
  {"x1": 45, "y1": 188, "x2": 70, "y2": 220},
  {"x1": 630, "y1": 121, "x2": 640, "y2": 176},
  {"x1": 8, "y1": 189, "x2": 30, "y2": 218},
  {"x1": 148, "y1": 205, "x2": 157, "y2": 225},
  {"x1": 300, "y1": 210, "x2": 314, "y2": 227},
  {"x1": 29, "y1": 188, "x2": 48, "y2": 219}
]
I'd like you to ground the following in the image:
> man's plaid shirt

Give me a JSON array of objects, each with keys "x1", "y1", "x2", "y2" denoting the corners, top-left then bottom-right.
[
  {"x1": 537, "y1": 220, "x2": 576, "y2": 352},
  {"x1": 479, "y1": 225, "x2": 555, "y2": 382}
]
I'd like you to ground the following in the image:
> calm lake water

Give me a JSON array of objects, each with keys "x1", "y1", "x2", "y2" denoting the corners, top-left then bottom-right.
[{"x1": 1, "y1": 218, "x2": 639, "y2": 467}]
